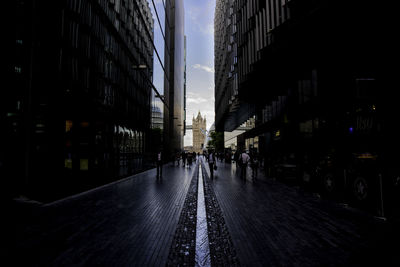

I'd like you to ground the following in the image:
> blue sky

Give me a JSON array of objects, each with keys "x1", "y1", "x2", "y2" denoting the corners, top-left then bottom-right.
[
  {"x1": 150, "y1": 0, "x2": 216, "y2": 146},
  {"x1": 184, "y1": 0, "x2": 216, "y2": 146}
]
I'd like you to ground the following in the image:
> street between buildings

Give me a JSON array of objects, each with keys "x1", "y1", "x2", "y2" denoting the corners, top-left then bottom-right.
[{"x1": 8, "y1": 158, "x2": 399, "y2": 266}]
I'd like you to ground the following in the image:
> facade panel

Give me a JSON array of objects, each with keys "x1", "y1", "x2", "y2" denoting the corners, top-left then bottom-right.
[
  {"x1": 163, "y1": 0, "x2": 185, "y2": 156},
  {"x1": 6, "y1": 0, "x2": 157, "y2": 201},
  {"x1": 215, "y1": 0, "x2": 398, "y2": 217}
]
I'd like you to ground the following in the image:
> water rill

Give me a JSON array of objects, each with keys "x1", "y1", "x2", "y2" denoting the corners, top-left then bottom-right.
[{"x1": 195, "y1": 163, "x2": 211, "y2": 267}]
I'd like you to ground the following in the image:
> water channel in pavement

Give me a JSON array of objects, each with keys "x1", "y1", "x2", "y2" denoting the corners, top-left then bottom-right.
[{"x1": 195, "y1": 163, "x2": 211, "y2": 267}]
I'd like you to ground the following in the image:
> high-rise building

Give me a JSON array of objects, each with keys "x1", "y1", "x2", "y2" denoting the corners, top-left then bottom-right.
[
  {"x1": 192, "y1": 112, "x2": 206, "y2": 153},
  {"x1": 183, "y1": 35, "x2": 187, "y2": 137},
  {"x1": 215, "y1": 0, "x2": 386, "y2": 133},
  {"x1": 214, "y1": 0, "x2": 255, "y2": 132},
  {"x1": 214, "y1": 1, "x2": 399, "y2": 213},
  {"x1": 5, "y1": 0, "x2": 157, "y2": 201},
  {"x1": 163, "y1": 0, "x2": 185, "y2": 156}
]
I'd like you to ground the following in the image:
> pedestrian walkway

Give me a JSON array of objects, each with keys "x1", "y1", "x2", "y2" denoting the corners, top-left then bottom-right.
[
  {"x1": 8, "y1": 159, "x2": 399, "y2": 266},
  {"x1": 9, "y1": 163, "x2": 195, "y2": 266},
  {"x1": 203, "y1": 161, "x2": 399, "y2": 266}
]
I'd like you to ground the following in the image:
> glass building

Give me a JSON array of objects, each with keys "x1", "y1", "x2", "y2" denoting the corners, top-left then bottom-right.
[
  {"x1": 5, "y1": 0, "x2": 168, "y2": 202},
  {"x1": 163, "y1": 0, "x2": 185, "y2": 157},
  {"x1": 214, "y1": 0, "x2": 400, "y2": 216}
]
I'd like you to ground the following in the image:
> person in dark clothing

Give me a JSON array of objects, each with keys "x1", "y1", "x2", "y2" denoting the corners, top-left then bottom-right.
[
  {"x1": 175, "y1": 152, "x2": 180, "y2": 166},
  {"x1": 208, "y1": 150, "x2": 216, "y2": 179},
  {"x1": 156, "y1": 151, "x2": 163, "y2": 179},
  {"x1": 239, "y1": 150, "x2": 250, "y2": 181},
  {"x1": 187, "y1": 153, "x2": 193, "y2": 166},
  {"x1": 234, "y1": 150, "x2": 240, "y2": 167},
  {"x1": 250, "y1": 153, "x2": 259, "y2": 180},
  {"x1": 181, "y1": 151, "x2": 187, "y2": 167}
]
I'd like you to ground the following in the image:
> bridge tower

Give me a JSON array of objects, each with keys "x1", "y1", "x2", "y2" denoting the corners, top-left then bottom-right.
[{"x1": 192, "y1": 112, "x2": 206, "y2": 153}]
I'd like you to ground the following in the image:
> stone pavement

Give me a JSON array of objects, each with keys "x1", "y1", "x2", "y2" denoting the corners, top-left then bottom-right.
[
  {"x1": 7, "y1": 158, "x2": 400, "y2": 266},
  {"x1": 203, "y1": 160, "x2": 400, "y2": 266},
  {"x1": 8, "y1": 162, "x2": 196, "y2": 266}
]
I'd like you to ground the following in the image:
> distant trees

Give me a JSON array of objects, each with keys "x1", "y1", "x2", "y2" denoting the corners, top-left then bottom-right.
[{"x1": 207, "y1": 131, "x2": 224, "y2": 152}]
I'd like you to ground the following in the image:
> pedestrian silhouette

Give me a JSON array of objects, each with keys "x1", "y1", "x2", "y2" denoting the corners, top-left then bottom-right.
[
  {"x1": 239, "y1": 150, "x2": 250, "y2": 181},
  {"x1": 208, "y1": 150, "x2": 216, "y2": 179},
  {"x1": 156, "y1": 151, "x2": 163, "y2": 179},
  {"x1": 250, "y1": 152, "x2": 259, "y2": 181}
]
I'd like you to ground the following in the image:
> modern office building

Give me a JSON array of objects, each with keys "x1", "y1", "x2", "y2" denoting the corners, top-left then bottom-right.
[
  {"x1": 224, "y1": 118, "x2": 254, "y2": 151},
  {"x1": 215, "y1": 0, "x2": 388, "y2": 133},
  {"x1": 214, "y1": 0, "x2": 399, "y2": 216},
  {"x1": 214, "y1": 0, "x2": 236, "y2": 132},
  {"x1": 215, "y1": 0, "x2": 387, "y2": 152},
  {"x1": 214, "y1": 0, "x2": 257, "y2": 132},
  {"x1": 5, "y1": 0, "x2": 158, "y2": 201},
  {"x1": 183, "y1": 35, "x2": 187, "y2": 137},
  {"x1": 163, "y1": 0, "x2": 185, "y2": 156}
]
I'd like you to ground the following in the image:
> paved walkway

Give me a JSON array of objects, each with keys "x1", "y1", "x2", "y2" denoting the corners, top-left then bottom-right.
[
  {"x1": 7, "y1": 158, "x2": 399, "y2": 266},
  {"x1": 8, "y1": 163, "x2": 196, "y2": 266},
  {"x1": 203, "y1": 160, "x2": 399, "y2": 266}
]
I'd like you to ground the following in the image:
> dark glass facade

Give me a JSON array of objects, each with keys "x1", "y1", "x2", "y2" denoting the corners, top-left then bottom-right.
[
  {"x1": 5, "y1": 0, "x2": 157, "y2": 201},
  {"x1": 148, "y1": 1, "x2": 168, "y2": 156},
  {"x1": 163, "y1": 0, "x2": 185, "y2": 156},
  {"x1": 215, "y1": 1, "x2": 398, "y2": 216}
]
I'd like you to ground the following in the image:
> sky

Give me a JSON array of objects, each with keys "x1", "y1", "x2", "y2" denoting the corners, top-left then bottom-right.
[
  {"x1": 183, "y1": 0, "x2": 216, "y2": 146},
  {"x1": 150, "y1": 0, "x2": 216, "y2": 147}
]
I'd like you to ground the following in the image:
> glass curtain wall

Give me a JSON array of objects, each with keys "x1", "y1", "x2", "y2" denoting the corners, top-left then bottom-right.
[{"x1": 149, "y1": 0, "x2": 169, "y2": 156}]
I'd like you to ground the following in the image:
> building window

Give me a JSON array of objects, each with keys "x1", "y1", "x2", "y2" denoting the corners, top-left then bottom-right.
[
  {"x1": 66, "y1": 120, "x2": 73, "y2": 132},
  {"x1": 14, "y1": 66, "x2": 22, "y2": 73}
]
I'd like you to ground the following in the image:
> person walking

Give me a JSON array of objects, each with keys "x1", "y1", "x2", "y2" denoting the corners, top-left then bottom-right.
[
  {"x1": 234, "y1": 150, "x2": 240, "y2": 167},
  {"x1": 239, "y1": 150, "x2": 250, "y2": 181},
  {"x1": 250, "y1": 153, "x2": 259, "y2": 180},
  {"x1": 208, "y1": 150, "x2": 216, "y2": 179},
  {"x1": 181, "y1": 151, "x2": 187, "y2": 167},
  {"x1": 156, "y1": 151, "x2": 163, "y2": 179},
  {"x1": 187, "y1": 152, "x2": 193, "y2": 167},
  {"x1": 175, "y1": 152, "x2": 180, "y2": 166}
]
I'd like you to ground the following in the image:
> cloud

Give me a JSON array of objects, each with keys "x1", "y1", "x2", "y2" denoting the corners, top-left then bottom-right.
[
  {"x1": 187, "y1": 96, "x2": 208, "y2": 104},
  {"x1": 187, "y1": 1, "x2": 215, "y2": 36},
  {"x1": 204, "y1": 23, "x2": 214, "y2": 36},
  {"x1": 192, "y1": 64, "x2": 214, "y2": 73},
  {"x1": 186, "y1": 92, "x2": 214, "y2": 103}
]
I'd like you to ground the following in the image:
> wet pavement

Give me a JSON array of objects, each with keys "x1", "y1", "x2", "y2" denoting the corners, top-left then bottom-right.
[
  {"x1": 8, "y1": 163, "x2": 195, "y2": 266},
  {"x1": 7, "y1": 158, "x2": 400, "y2": 266},
  {"x1": 204, "y1": 161, "x2": 400, "y2": 266}
]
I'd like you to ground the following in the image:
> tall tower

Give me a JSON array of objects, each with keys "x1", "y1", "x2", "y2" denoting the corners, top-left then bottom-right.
[
  {"x1": 192, "y1": 112, "x2": 206, "y2": 153},
  {"x1": 164, "y1": 0, "x2": 185, "y2": 155}
]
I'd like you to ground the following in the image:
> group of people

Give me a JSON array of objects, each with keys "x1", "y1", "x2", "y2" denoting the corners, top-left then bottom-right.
[
  {"x1": 235, "y1": 150, "x2": 260, "y2": 181},
  {"x1": 174, "y1": 151, "x2": 199, "y2": 167},
  {"x1": 155, "y1": 148, "x2": 261, "y2": 181},
  {"x1": 204, "y1": 149, "x2": 260, "y2": 181},
  {"x1": 155, "y1": 150, "x2": 202, "y2": 179}
]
